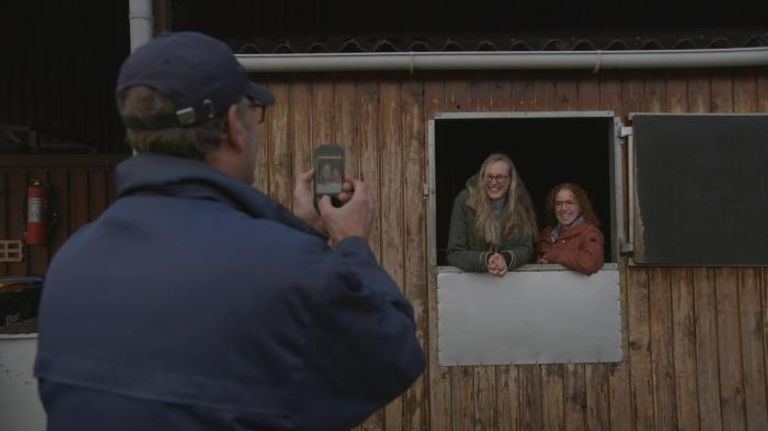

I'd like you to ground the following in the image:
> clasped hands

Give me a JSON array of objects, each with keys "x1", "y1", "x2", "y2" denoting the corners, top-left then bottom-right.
[{"x1": 486, "y1": 252, "x2": 508, "y2": 277}]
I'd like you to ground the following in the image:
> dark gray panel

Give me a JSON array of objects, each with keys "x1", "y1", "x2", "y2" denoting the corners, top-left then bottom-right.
[{"x1": 633, "y1": 114, "x2": 768, "y2": 265}]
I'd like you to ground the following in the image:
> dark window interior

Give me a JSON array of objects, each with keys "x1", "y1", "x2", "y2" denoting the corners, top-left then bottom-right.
[{"x1": 434, "y1": 116, "x2": 614, "y2": 265}]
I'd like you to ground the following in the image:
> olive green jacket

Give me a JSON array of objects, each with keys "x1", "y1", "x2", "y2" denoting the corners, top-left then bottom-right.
[{"x1": 446, "y1": 188, "x2": 533, "y2": 272}]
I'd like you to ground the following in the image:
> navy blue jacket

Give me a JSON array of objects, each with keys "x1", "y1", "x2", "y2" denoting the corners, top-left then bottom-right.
[{"x1": 35, "y1": 154, "x2": 425, "y2": 430}]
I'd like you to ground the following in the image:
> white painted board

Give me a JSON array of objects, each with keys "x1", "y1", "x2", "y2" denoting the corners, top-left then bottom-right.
[
  {"x1": 0, "y1": 334, "x2": 45, "y2": 431},
  {"x1": 438, "y1": 264, "x2": 622, "y2": 365}
]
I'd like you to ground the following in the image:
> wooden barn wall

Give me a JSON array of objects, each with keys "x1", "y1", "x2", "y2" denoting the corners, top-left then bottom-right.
[
  {"x1": 250, "y1": 69, "x2": 768, "y2": 431},
  {"x1": 0, "y1": 156, "x2": 126, "y2": 277}
]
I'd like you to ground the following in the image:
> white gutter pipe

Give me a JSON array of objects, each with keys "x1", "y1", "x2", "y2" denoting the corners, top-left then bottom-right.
[
  {"x1": 129, "y1": 0, "x2": 153, "y2": 52},
  {"x1": 237, "y1": 47, "x2": 768, "y2": 73}
]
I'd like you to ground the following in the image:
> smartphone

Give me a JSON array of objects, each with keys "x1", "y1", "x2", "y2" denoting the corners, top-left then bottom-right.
[{"x1": 314, "y1": 144, "x2": 345, "y2": 207}]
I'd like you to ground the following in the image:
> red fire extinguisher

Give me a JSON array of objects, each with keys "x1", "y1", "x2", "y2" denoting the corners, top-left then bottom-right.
[{"x1": 25, "y1": 180, "x2": 48, "y2": 245}]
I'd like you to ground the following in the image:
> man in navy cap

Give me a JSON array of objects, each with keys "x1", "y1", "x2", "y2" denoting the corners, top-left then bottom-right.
[{"x1": 35, "y1": 32, "x2": 424, "y2": 430}]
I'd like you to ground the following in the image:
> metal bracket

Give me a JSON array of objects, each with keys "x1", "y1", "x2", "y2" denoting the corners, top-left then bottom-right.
[
  {"x1": 620, "y1": 241, "x2": 634, "y2": 254},
  {"x1": 619, "y1": 126, "x2": 633, "y2": 138},
  {"x1": 423, "y1": 183, "x2": 430, "y2": 200}
]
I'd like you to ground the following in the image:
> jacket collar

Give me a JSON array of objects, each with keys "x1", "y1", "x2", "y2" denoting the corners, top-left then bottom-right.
[{"x1": 116, "y1": 153, "x2": 323, "y2": 239}]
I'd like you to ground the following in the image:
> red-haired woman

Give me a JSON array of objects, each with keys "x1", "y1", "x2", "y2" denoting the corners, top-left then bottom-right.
[{"x1": 537, "y1": 183, "x2": 604, "y2": 275}]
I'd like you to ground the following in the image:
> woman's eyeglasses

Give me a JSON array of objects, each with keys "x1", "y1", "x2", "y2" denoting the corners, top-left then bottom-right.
[{"x1": 485, "y1": 174, "x2": 510, "y2": 183}]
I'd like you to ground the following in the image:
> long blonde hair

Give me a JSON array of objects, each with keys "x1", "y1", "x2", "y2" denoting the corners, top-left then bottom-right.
[{"x1": 467, "y1": 153, "x2": 537, "y2": 247}]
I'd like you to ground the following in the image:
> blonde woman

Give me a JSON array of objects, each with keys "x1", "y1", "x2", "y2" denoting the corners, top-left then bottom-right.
[{"x1": 447, "y1": 153, "x2": 537, "y2": 275}]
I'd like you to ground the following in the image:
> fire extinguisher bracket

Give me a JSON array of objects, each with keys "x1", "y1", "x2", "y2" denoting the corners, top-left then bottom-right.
[{"x1": 24, "y1": 180, "x2": 59, "y2": 245}]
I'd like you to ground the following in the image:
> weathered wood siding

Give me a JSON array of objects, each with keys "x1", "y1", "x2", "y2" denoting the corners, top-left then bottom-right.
[
  {"x1": 2, "y1": 69, "x2": 766, "y2": 430},
  {"x1": 0, "y1": 156, "x2": 125, "y2": 276},
  {"x1": 251, "y1": 69, "x2": 768, "y2": 431}
]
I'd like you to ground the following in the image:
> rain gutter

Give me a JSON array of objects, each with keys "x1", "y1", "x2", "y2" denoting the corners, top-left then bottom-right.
[{"x1": 237, "y1": 47, "x2": 768, "y2": 73}]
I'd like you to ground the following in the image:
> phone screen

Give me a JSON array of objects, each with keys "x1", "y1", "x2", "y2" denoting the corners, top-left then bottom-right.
[
  {"x1": 315, "y1": 145, "x2": 345, "y2": 208},
  {"x1": 316, "y1": 152, "x2": 344, "y2": 196}
]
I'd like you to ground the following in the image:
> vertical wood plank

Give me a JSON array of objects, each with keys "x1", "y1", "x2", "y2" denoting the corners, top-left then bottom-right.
[
  {"x1": 356, "y1": 81, "x2": 381, "y2": 259},
  {"x1": 518, "y1": 365, "x2": 543, "y2": 431},
  {"x1": 671, "y1": 268, "x2": 700, "y2": 431},
  {"x1": 534, "y1": 78, "x2": 556, "y2": 111},
  {"x1": 578, "y1": 75, "x2": 611, "y2": 431},
  {"x1": 738, "y1": 269, "x2": 768, "y2": 431},
  {"x1": 711, "y1": 73, "x2": 745, "y2": 431},
  {"x1": 48, "y1": 170, "x2": 70, "y2": 259},
  {"x1": 542, "y1": 365, "x2": 565, "y2": 431},
  {"x1": 627, "y1": 267, "x2": 654, "y2": 431},
  {"x1": 264, "y1": 83, "x2": 291, "y2": 206},
  {"x1": 600, "y1": 78, "x2": 633, "y2": 431},
  {"x1": 758, "y1": 72, "x2": 768, "y2": 112},
  {"x1": 564, "y1": 364, "x2": 587, "y2": 431},
  {"x1": 688, "y1": 73, "x2": 711, "y2": 113},
  {"x1": 425, "y1": 78, "x2": 452, "y2": 431},
  {"x1": 716, "y1": 268, "x2": 747, "y2": 431},
  {"x1": 733, "y1": 71, "x2": 757, "y2": 114},
  {"x1": 611, "y1": 264, "x2": 635, "y2": 430},
  {"x1": 87, "y1": 169, "x2": 107, "y2": 221},
  {"x1": 490, "y1": 78, "x2": 513, "y2": 113},
  {"x1": 69, "y1": 171, "x2": 88, "y2": 234},
  {"x1": 252, "y1": 80, "x2": 273, "y2": 193},
  {"x1": 333, "y1": 82, "x2": 359, "y2": 178},
  {"x1": 555, "y1": 80, "x2": 578, "y2": 110},
  {"x1": 585, "y1": 363, "x2": 610, "y2": 431},
  {"x1": 686, "y1": 73, "x2": 718, "y2": 431},
  {"x1": 644, "y1": 75, "x2": 666, "y2": 112},
  {"x1": 469, "y1": 74, "x2": 497, "y2": 431},
  {"x1": 511, "y1": 77, "x2": 543, "y2": 431},
  {"x1": 289, "y1": 82, "x2": 313, "y2": 212},
  {"x1": 446, "y1": 78, "x2": 475, "y2": 431},
  {"x1": 356, "y1": 79, "x2": 384, "y2": 431},
  {"x1": 311, "y1": 80, "x2": 334, "y2": 147},
  {"x1": 576, "y1": 78, "x2": 601, "y2": 110},
  {"x1": 0, "y1": 171, "x2": 7, "y2": 275},
  {"x1": 556, "y1": 76, "x2": 587, "y2": 431},
  {"x1": 710, "y1": 74, "x2": 734, "y2": 113},
  {"x1": 694, "y1": 268, "x2": 723, "y2": 430},
  {"x1": 512, "y1": 78, "x2": 535, "y2": 112},
  {"x1": 491, "y1": 77, "x2": 519, "y2": 431},
  {"x1": 401, "y1": 78, "x2": 427, "y2": 431},
  {"x1": 379, "y1": 80, "x2": 405, "y2": 431},
  {"x1": 7, "y1": 172, "x2": 28, "y2": 275},
  {"x1": 649, "y1": 267, "x2": 677, "y2": 430}
]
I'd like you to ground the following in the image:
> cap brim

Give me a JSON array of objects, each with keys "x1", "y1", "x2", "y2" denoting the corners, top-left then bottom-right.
[{"x1": 245, "y1": 82, "x2": 276, "y2": 106}]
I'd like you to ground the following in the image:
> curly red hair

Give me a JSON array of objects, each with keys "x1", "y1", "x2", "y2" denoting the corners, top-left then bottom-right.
[{"x1": 545, "y1": 183, "x2": 600, "y2": 227}]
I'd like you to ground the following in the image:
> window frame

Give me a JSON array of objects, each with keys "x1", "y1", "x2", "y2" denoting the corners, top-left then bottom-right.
[{"x1": 427, "y1": 111, "x2": 625, "y2": 269}]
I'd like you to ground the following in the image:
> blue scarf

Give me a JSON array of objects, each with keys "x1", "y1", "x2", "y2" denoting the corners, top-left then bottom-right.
[{"x1": 550, "y1": 214, "x2": 584, "y2": 243}]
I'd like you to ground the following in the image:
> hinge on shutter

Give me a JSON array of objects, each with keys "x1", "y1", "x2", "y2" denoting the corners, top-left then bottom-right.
[
  {"x1": 619, "y1": 126, "x2": 633, "y2": 138},
  {"x1": 423, "y1": 183, "x2": 430, "y2": 200}
]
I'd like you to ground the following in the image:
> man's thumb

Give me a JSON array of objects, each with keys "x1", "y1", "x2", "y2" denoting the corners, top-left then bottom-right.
[{"x1": 317, "y1": 195, "x2": 333, "y2": 217}]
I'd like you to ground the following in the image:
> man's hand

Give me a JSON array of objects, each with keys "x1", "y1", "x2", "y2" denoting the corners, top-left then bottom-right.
[
  {"x1": 486, "y1": 252, "x2": 508, "y2": 277},
  {"x1": 293, "y1": 169, "x2": 324, "y2": 232},
  {"x1": 293, "y1": 169, "x2": 353, "y2": 234},
  {"x1": 317, "y1": 177, "x2": 373, "y2": 244}
]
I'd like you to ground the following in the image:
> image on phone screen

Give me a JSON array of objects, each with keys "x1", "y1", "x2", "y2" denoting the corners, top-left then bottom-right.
[{"x1": 316, "y1": 155, "x2": 343, "y2": 195}]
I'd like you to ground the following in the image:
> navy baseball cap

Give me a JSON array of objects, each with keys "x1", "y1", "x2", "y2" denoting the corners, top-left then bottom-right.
[{"x1": 116, "y1": 31, "x2": 275, "y2": 130}]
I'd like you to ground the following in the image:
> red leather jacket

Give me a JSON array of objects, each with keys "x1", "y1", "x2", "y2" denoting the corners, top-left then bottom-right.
[{"x1": 538, "y1": 222, "x2": 605, "y2": 275}]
